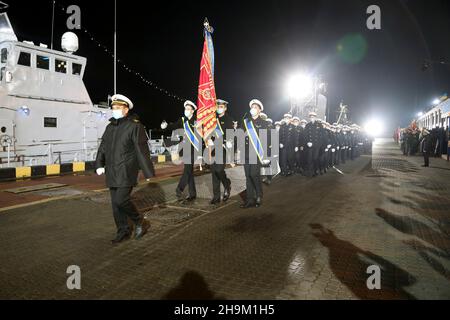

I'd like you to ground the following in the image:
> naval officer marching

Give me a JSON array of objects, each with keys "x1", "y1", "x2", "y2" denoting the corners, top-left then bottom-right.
[
  {"x1": 161, "y1": 100, "x2": 202, "y2": 202},
  {"x1": 95, "y1": 94, "x2": 155, "y2": 244},
  {"x1": 209, "y1": 99, "x2": 234, "y2": 205},
  {"x1": 241, "y1": 99, "x2": 270, "y2": 208}
]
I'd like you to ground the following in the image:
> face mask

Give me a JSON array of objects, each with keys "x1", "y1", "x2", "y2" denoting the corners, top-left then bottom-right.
[
  {"x1": 184, "y1": 110, "x2": 193, "y2": 118},
  {"x1": 112, "y1": 109, "x2": 124, "y2": 120},
  {"x1": 301, "y1": 124, "x2": 306, "y2": 129},
  {"x1": 250, "y1": 108, "x2": 259, "y2": 117},
  {"x1": 310, "y1": 117, "x2": 316, "y2": 123},
  {"x1": 217, "y1": 108, "x2": 225, "y2": 115}
]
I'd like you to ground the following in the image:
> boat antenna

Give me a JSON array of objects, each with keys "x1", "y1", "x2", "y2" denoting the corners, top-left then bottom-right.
[
  {"x1": 51, "y1": 0, "x2": 55, "y2": 50},
  {"x1": 114, "y1": 0, "x2": 117, "y2": 94}
]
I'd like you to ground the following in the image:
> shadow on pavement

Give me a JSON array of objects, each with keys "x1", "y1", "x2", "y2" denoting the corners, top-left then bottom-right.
[
  {"x1": 163, "y1": 270, "x2": 225, "y2": 300},
  {"x1": 404, "y1": 239, "x2": 450, "y2": 281},
  {"x1": 131, "y1": 182, "x2": 167, "y2": 213},
  {"x1": 376, "y1": 208, "x2": 450, "y2": 255},
  {"x1": 310, "y1": 224, "x2": 416, "y2": 300}
]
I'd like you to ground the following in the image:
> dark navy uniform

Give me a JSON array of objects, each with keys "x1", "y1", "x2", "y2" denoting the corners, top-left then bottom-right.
[
  {"x1": 162, "y1": 116, "x2": 202, "y2": 200},
  {"x1": 210, "y1": 113, "x2": 234, "y2": 203},
  {"x1": 96, "y1": 113, "x2": 155, "y2": 240},
  {"x1": 242, "y1": 116, "x2": 269, "y2": 206},
  {"x1": 304, "y1": 121, "x2": 323, "y2": 177}
]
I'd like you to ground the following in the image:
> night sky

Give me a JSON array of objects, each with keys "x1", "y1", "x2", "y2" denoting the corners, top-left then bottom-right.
[{"x1": 7, "y1": 0, "x2": 450, "y2": 134}]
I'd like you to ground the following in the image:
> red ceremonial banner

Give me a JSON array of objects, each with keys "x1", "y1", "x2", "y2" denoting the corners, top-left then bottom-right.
[{"x1": 196, "y1": 37, "x2": 217, "y2": 140}]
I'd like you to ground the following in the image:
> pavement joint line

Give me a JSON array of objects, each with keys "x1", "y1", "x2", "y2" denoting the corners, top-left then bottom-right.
[
  {"x1": 161, "y1": 200, "x2": 238, "y2": 243},
  {"x1": 162, "y1": 205, "x2": 209, "y2": 213}
]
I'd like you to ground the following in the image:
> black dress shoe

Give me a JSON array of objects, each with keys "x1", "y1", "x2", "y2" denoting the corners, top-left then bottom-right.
[
  {"x1": 255, "y1": 197, "x2": 262, "y2": 208},
  {"x1": 134, "y1": 220, "x2": 150, "y2": 240},
  {"x1": 111, "y1": 233, "x2": 131, "y2": 244},
  {"x1": 176, "y1": 188, "x2": 183, "y2": 201},
  {"x1": 223, "y1": 186, "x2": 231, "y2": 201},
  {"x1": 210, "y1": 198, "x2": 221, "y2": 205},
  {"x1": 185, "y1": 196, "x2": 197, "y2": 202},
  {"x1": 240, "y1": 202, "x2": 256, "y2": 209}
]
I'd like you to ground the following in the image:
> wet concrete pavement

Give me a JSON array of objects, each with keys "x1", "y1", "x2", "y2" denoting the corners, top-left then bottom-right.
[{"x1": 0, "y1": 138, "x2": 449, "y2": 299}]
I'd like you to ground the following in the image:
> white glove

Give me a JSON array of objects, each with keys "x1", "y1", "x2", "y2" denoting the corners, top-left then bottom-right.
[
  {"x1": 262, "y1": 159, "x2": 271, "y2": 166},
  {"x1": 332, "y1": 149, "x2": 336, "y2": 153},
  {"x1": 207, "y1": 139, "x2": 214, "y2": 147},
  {"x1": 349, "y1": 148, "x2": 352, "y2": 151},
  {"x1": 280, "y1": 143, "x2": 284, "y2": 149},
  {"x1": 325, "y1": 149, "x2": 329, "y2": 152},
  {"x1": 295, "y1": 147, "x2": 299, "y2": 152},
  {"x1": 96, "y1": 167, "x2": 105, "y2": 176},
  {"x1": 226, "y1": 141, "x2": 233, "y2": 149},
  {"x1": 300, "y1": 147, "x2": 304, "y2": 151},
  {"x1": 161, "y1": 121, "x2": 168, "y2": 130},
  {"x1": 307, "y1": 142, "x2": 313, "y2": 148},
  {"x1": 327, "y1": 144, "x2": 331, "y2": 149},
  {"x1": 337, "y1": 147, "x2": 340, "y2": 150}
]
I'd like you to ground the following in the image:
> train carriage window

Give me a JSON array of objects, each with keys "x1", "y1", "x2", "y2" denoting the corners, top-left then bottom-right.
[
  {"x1": 37, "y1": 55, "x2": 50, "y2": 70},
  {"x1": 72, "y1": 62, "x2": 82, "y2": 76},
  {"x1": 44, "y1": 117, "x2": 57, "y2": 128},
  {"x1": 17, "y1": 51, "x2": 31, "y2": 66},
  {"x1": 1, "y1": 48, "x2": 7, "y2": 63},
  {"x1": 0, "y1": 67, "x2": 4, "y2": 81},
  {"x1": 55, "y1": 59, "x2": 67, "y2": 73}
]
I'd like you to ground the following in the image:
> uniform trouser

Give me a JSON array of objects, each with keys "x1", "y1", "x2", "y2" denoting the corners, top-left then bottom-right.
[
  {"x1": 295, "y1": 151, "x2": 302, "y2": 171},
  {"x1": 306, "y1": 147, "x2": 320, "y2": 176},
  {"x1": 177, "y1": 164, "x2": 197, "y2": 197},
  {"x1": 299, "y1": 150, "x2": 307, "y2": 171},
  {"x1": 211, "y1": 163, "x2": 231, "y2": 200},
  {"x1": 244, "y1": 163, "x2": 262, "y2": 202},
  {"x1": 287, "y1": 148, "x2": 296, "y2": 171},
  {"x1": 110, "y1": 187, "x2": 141, "y2": 236},
  {"x1": 341, "y1": 148, "x2": 347, "y2": 163},
  {"x1": 280, "y1": 147, "x2": 288, "y2": 173},
  {"x1": 335, "y1": 148, "x2": 340, "y2": 165},
  {"x1": 423, "y1": 152, "x2": 430, "y2": 166}
]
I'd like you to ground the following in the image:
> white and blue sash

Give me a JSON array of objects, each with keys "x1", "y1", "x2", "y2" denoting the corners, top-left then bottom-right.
[{"x1": 182, "y1": 117, "x2": 200, "y2": 152}]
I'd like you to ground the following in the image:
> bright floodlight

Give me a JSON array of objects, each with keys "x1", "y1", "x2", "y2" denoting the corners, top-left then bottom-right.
[
  {"x1": 364, "y1": 119, "x2": 383, "y2": 137},
  {"x1": 417, "y1": 112, "x2": 423, "y2": 117},
  {"x1": 433, "y1": 98, "x2": 440, "y2": 105},
  {"x1": 287, "y1": 74, "x2": 313, "y2": 99}
]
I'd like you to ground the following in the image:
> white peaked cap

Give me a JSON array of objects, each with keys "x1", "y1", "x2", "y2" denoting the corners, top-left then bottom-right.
[
  {"x1": 111, "y1": 94, "x2": 134, "y2": 110},
  {"x1": 216, "y1": 99, "x2": 229, "y2": 105},
  {"x1": 184, "y1": 100, "x2": 197, "y2": 110},
  {"x1": 249, "y1": 99, "x2": 264, "y2": 111}
]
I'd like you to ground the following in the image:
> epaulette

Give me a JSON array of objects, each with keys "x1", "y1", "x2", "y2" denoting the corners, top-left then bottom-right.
[{"x1": 133, "y1": 119, "x2": 140, "y2": 123}]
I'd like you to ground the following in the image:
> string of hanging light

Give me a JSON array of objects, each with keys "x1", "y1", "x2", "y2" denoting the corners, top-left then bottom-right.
[{"x1": 55, "y1": 2, "x2": 186, "y2": 102}]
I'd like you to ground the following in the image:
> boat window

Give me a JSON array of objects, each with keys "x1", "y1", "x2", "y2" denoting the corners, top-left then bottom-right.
[
  {"x1": 55, "y1": 59, "x2": 67, "y2": 73},
  {"x1": 1, "y1": 48, "x2": 7, "y2": 63},
  {"x1": 44, "y1": 117, "x2": 57, "y2": 128},
  {"x1": 0, "y1": 67, "x2": 4, "y2": 81},
  {"x1": 17, "y1": 51, "x2": 31, "y2": 67},
  {"x1": 72, "y1": 62, "x2": 82, "y2": 76},
  {"x1": 37, "y1": 55, "x2": 50, "y2": 70}
]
